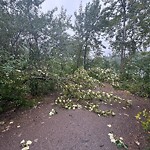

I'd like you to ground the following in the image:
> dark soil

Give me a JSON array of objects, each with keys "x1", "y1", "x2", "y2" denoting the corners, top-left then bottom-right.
[{"x1": 0, "y1": 84, "x2": 150, "y2": 150}]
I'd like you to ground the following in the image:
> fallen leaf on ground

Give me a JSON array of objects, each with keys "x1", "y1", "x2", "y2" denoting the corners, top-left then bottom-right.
[
  {"x1": 20, "y1": 140, "x2": 32, "y2": 150},
  {"x1": 0, "y1": 121, "x2": 5, "y2": 125},
  {"x1": 112, "y1": 112, "x2": 116, "y2": 116},
  {"x1": 108, "y1": 133, "x2": 116, "y2": 143},
  {"x1": 107, "y1": 124, "x2": 112, "y2": 128},
  {"x1": 20, "y1": 140, "x2": 25, "y2": 145},
  {"x1": 108, "y1": 133, "x2": 128, "y2": 149},
  {"x1": 26, "y1": 140, "x2": 32, "y2": 145},
  {"x1": 120, "y1": 137, "x2": 123, "y2": 140},
  {"x1": 49, "y1": 109, "x2": 57, "y2": 117},
  {"x1": 9, "y1": 121, "x2": 14, "y2": 124},
  {"x1": 124, "y1": 113, "x2": 129, "y2": 117},
  {"x1": 34, "y1": 139, "x2": 38, "y2": 143},
  {"x1": 22, "y1": 146, "x2": 29, "y2": 150},
  {"x1": 77, "y1": 104, "x2": 82, "y2": 109},
  {"x1": 2, "y1": 125, "x2": 11, "y2": 132},
  {"x1": 135, "y1": 141, "x2": 140, "y2": 146},
  {"x1": 33, "y1": 106, "x2": 37, "y2": 109}
]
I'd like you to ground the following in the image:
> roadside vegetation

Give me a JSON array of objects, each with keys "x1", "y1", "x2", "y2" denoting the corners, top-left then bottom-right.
[{"x1": 0, "y1": 0, "x2": 150, "y2": 135}]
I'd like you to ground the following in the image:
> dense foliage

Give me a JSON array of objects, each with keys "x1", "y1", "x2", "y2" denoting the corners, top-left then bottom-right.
[
  {"x1": 55, "y1": 67, "x2": 132, "y2": 116},
  {"x1": 88, "y1": 67, "x2": 120, "y2": 88},
  {"x1": 120, "y1": 51, "x2": 150, "y2": 97},
  {"x1": 0, "y1": 0, "x2": 149, "y2": 116}
]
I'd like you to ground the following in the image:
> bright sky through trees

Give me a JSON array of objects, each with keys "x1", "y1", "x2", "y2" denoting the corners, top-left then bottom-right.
[
  {"x1": 41, "y1": 0, "x2": 111, "y2": 55},
  {"x1": 41, "y1": 0, "x2": 92, "y2": 15}
]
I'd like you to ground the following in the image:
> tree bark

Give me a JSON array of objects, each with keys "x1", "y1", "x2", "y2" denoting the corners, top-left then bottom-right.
[
  {"x1": 120, "y1": 0, "x2": 127, "y2": 74},
  {"x1": 83, "y1": 37, "x2": 88, "y2": 69}
]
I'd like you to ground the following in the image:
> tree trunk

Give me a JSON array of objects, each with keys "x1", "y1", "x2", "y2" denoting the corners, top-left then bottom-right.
[
  {"x1": 83, "y1": 44, "x2": 88, "y2": 69},
  {"x1": 120, "y1": 0, "x2": 127, "y2": 74},
  {"x1": 76, "y1": 43, "x2": 83, "y2": 68},
  {"x1": 83, "y1": 37, "x2": 88, "y2": 69}
]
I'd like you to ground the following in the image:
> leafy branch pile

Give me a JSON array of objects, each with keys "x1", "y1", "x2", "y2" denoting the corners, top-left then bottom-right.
[
  {"x1": 55, "y1": 68, "x2": 132, "y2": 116},
  {"x1": 20, "y1": 140, "x2": 32, "y2": 150},
  {"x1": 108, "y1": 133, "x2": 128, "y2": 149},
  {"x1": 136, "y1": 109, "x2": 150, "y2": 132},
  {"x1": 88, "y1": 67, "x2": 120, "y2": 88}
]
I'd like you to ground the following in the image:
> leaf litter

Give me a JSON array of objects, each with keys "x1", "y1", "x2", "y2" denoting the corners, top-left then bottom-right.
[
  {"x1": 108, "y1": 133, "x2": 128, "y2": 149},
  {"x1": 49, "y1": 109, "x2": 57, "y2": 117},
  {"x1": 20, "y1": 140, "x2": 32, "y2": 150}
]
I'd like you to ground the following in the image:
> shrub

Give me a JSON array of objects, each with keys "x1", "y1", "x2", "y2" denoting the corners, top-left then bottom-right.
[
  {"x1": 120, "y1": 52, "x2": 150, "y2": 98},
  {"x1": 0, "y1": 66, "x2": 28, "y2": 111}
]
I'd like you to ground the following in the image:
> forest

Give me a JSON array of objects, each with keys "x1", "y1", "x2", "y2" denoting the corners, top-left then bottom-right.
[{"x1": 0, "y1": 0, "x2": 150, "y2": 149}]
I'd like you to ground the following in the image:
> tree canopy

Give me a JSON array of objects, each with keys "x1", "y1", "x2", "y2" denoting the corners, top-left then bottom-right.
[{"x1": 0, "y1": 0, "x2": 149, "y2": 112}]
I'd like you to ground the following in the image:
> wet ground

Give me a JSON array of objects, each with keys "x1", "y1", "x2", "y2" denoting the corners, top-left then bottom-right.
[{"x1": 0, "y1": 84, "x2": 150, "y2": 150}]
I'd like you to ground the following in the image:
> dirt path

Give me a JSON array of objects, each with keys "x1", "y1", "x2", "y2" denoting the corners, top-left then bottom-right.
[{"x1": 0, "y1": 84, "x2": 149, "y2": 150}]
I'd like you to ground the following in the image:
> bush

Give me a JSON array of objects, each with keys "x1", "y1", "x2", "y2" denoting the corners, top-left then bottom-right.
[
  {"x1": 120, "y1": 52, "x2": 150, "y2": 98},
  {"x1": 128, "y1": 82, "x2": 150, "y2": 97},
  {"x1": 28, "y1": 68, "x2": 59, "y2": 96},
  {"x1": 0, "y1": 67, "x2": 28, "y2": 111}
]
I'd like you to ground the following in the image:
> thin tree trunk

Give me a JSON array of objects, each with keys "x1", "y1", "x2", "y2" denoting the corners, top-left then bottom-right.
[
  {"x1": 120, "y1": 0, "x2": 127, "y2": 74},
  {"x1": 83, "y1": 37, "x2": 88, "y2": 69},
  {"x1": 76, "y1": 43, "x2": 83, "y2": 68},
  {"x1": 83, "y1": 44, "x2": 88, "y2": 69}
]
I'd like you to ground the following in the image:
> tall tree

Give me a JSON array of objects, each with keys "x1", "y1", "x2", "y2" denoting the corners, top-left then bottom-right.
[
  {"x1": 101, "y1": 0, "x2": 150, "y2": 72},
  {"x1": 74, "y1": 0, "x2": 105, "y2": 69},
  {"x1": 0, "y1": 0, "x2": 46, "y2": 63}
]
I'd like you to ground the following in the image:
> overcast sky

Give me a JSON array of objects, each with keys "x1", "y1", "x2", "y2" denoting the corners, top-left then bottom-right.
[
  {"x1": 41, "y1": 0, "x2": 111, "y2": 55},
  {"x1": 41, "y1": 0, "x2": 92, "y2": 33},
  {"x1": 41, "y1": 0, "x2": 92, "y2": 15}
]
